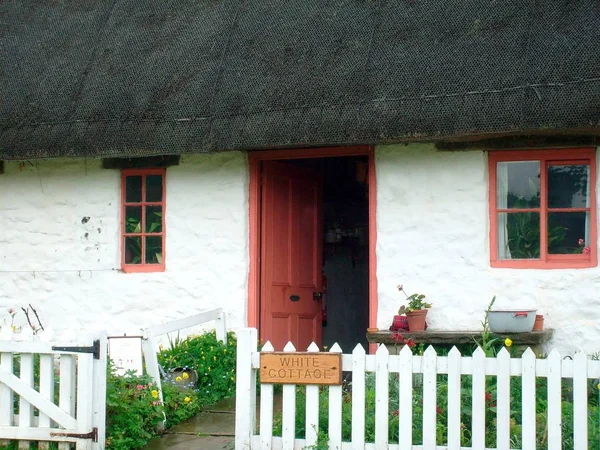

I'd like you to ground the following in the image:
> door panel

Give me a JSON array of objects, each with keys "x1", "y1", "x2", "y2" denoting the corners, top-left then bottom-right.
[{"x1": 260, "y1": 161, "x2": 323, "y2": 351}]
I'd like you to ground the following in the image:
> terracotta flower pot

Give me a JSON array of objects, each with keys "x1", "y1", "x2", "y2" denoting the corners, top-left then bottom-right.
[
  {"x1": 406, "y1": 309, "x2": 428, "y2": 332},
  {"x1": 533, "y1": 314, "x2": 544, "y2": 331}
]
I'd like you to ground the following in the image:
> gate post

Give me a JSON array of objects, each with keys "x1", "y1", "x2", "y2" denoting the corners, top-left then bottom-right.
[
  {"x1": 92, "y1": 333, "x2": 108, "y2": 450},
  {"x1": 235, "y1": 328, "x2": 257, "y2": 450}
]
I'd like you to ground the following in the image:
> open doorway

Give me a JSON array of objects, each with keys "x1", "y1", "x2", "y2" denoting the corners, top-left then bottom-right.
[
  {"x1": 249, "y1": 148, "x2": 375, "y2": 352},
  {"x1": 320, "y1": 157, "x2": 370, "y2": 352}
]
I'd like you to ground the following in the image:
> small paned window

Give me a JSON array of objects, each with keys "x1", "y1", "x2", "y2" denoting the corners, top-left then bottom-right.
[
  {"x1": 121, "y1": 169, "x2": 166, "y2": 272},
  {"x1": 489, "y1": 149, "x2": 597, "y2": 269}
]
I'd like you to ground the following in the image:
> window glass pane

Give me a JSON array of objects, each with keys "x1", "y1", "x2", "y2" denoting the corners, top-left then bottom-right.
[
  {"x1": 548, "y1": 212, "x2": 590, "y2": 254},
  {"x1": 548, "y1": 164, "x2": 589, "y2": 208},
  {"x1": 497, "y1": 161, "x2": 540, "y2": 209},
  {"x1": 145, "y1": 236, "x2": 163, "y2": 264},
  {"x1": 124, "y1": 237, "x2": 142, "y2": 264},
  {"x1": 146, "y1": 206, "x2": 163, "y2": 233},
  {"x1": 146, "y1": 175, "x2": 163, "y2": 202},
  {"x1": 498, "y1": 212, "x2": 540, "y2": 259},
  {"x1": 124, "y1": 206, "x2": 142, "y2": 233},
  {"x1": 125, "y1": 176, "x2": 142, "y2": 203}
]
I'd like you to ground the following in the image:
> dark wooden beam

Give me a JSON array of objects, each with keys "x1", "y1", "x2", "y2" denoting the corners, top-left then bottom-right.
[
  {"x1": 102, "y1": 155, "x2": 181, "y2": 170},
  {"x1": 436, "y1": 135, "x2": 599, "y2": 151},
  {"x1": 0, "y1": 161, "x2": 4, "y2": 175}
]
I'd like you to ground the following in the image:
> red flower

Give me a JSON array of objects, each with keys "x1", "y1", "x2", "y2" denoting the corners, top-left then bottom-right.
[
  {"x1": 393, "y1": 409, "x2": 399, "y2": 416},
  {"x1": 404, "y1": 338, "x2": 416, "y2": 348},
  {"x1": 436, "y1": 406, "x2": 443, "y2": 415},
  {"x1": 392, "y1": 332, "x2": 404, "y2": 344},
  {"x1": 485, "y1": 392, "x2": 492, "y2": 403}
]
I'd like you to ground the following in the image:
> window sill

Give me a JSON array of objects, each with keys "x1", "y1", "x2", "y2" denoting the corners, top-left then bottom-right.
[
  {"x1": 490, "y1": 259, "x2": 596, "y2": 269},
  {"x1": 121, "y1": 265, "x2": 165, "y2": 273}
]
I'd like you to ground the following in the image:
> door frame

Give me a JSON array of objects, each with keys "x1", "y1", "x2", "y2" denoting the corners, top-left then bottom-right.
[{"x1": 248, "y1": 146, "x2": 378, "y2": 346}]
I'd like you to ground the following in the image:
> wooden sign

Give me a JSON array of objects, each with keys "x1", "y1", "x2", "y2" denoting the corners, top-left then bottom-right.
[{"x1": 260, "y1": 352, "x2": 342, "y2": 385}]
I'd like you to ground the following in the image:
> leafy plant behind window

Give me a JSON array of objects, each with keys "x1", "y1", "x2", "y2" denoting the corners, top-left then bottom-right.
[{"x1": 125, "y1": 212, "x2": 162, "y2": 264}]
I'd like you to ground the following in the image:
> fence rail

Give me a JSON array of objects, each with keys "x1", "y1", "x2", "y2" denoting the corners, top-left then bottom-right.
[{"x1": 235, "y1": 328, "x2": 600, "y2": 450}]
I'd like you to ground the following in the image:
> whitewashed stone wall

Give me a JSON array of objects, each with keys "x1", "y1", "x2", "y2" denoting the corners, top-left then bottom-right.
[
  {"x1": 0, "y1": 152, "x2": 249, "y2": 336},
  {"x1": 376, "y1": 144, "x2": 600, "y2": 355},
  {"x1": 2, "y1": 145, "x2": 599, "y2": 355}
]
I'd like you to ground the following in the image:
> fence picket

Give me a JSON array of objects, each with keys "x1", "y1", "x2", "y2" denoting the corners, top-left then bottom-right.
[
  {"x1": 76, "y1": 354, "x2": 93, "y2": 450},
  {"x1": 18, "y1": 353, "x2": 34, "y2": 450},
  {"x1": 328, "y1": 343, "x2": 343, "y2": 450},
  {"x1": 0, "y1": 351, "x2": 14, "y2": 446},
  {"x1": 547, "y1": 349, "x2": 562, "y2": 450},
  {"x1": 422, "y1": 346, "x2": 437, "y2": 450},
  {"x1": 351, "y1": 344, "x2": 366, "y2": 450},
  {"x1": 447, "y1": 347, "x2": 461, "y2": 450},
  {"x1": 38, "y1": 354, "x2": 55, "y2": 450},
  {"x1": 375, "y1": 345, "x2": 389, "y2": 448},
  {"x1": 398, "y1": 345, "x2": 413, "y2": 450},
  {"x1": 260, "y1": 342, "x2": 275, "y2": 450},
  {"x1": 58, "y1": 355, "x2": 76, "y2": 450},
  {"x1": 305, "y1": 342, "x2": 321, "y2": 448},
  {"x1": 471, "y1": 347, "x2": 485, "y2": 449},
  {"x1": 234, "y1": 328, "x2": 257, "y2": 450},
  {"x1": 281, "y1": 342, "x2": 297, "y2": 450},
  {"x1": 572, "y1": 351, "x2": 587, "y2": 450},
  {"x1": 496, "y1": 348, "x2": 510, "y2": 450},
  {"x1": 521, "y1": 348, "x2": 536, "y2": 450}
]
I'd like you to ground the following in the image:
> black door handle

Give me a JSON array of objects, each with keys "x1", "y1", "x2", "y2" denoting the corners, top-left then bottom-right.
[{"x1": 289, "y1": 295, "x2": 300, "y2": 302}]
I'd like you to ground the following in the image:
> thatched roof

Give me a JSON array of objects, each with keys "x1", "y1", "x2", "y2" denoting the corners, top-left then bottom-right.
[{"x1": 1, "y1": 0, "x2": 599, "y2": 159}]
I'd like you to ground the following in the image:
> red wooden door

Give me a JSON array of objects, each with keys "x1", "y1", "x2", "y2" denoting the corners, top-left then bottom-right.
[{"x1": 260, "y1": 161, "x2": 323, "y2": 351}]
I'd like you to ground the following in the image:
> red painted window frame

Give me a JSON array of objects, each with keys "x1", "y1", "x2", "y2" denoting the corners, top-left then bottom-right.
[
  {"x1": 489, "y1": 148, "x2": 597, "y2": 269},
  {"x1": 121, "y1": 168, "x2": 166, "y2": 273}
]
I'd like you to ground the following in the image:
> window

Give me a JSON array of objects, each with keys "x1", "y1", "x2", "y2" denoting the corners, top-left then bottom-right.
[
  {"x1": 489, "y1": 148, "x2": 597, "y2": 269},
  {"x1": 121, "y1": 169, "x2": 166, "y2": 272}
]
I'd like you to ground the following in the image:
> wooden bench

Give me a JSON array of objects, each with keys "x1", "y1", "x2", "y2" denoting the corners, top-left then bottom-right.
[{"x1": 366, "y1": 330, "x2": 553, "y2": 354}]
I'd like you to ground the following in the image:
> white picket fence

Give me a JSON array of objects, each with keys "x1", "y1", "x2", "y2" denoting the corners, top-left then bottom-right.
[
  {"x1": 0, "y1": 332, "x2": 107, "y2": 450},
  {"x1": 235, "y1": 328, "x2": 600, "y2": 450}
]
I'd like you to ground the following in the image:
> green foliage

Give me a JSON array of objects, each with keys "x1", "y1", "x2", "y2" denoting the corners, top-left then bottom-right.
[
  {"x1": 161, "y1": 383, "x2": 202, "y2": 428},
  {"x1": 158, "y1": 331, "x2": 237, "y2": 405},
  {"x1": 397, "y1": 284, "x2": 431, "y2": 314},
  {"x1": 124, "y1": 211, "x2": 163, "y2": 264},
  {"x1": 506, "y1": 212, "x2": 541, "y2": 259},
  {"x1": 475, "y1": 296, "x2": 501, "y2": 357},
  {"x1": 105, "y1": 365, "x2": 164, "y2": 450}
]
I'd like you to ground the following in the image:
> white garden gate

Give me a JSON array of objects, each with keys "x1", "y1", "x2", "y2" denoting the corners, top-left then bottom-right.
[
  {"x1": 235, "y1": 328, "x2": 600, "y2": 450},
  {"x1": 0, "y1": 333, "x2": 107, "y2": 450}
]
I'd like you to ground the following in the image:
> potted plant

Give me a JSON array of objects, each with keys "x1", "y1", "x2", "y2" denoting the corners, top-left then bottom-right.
[{"x1": 397, "y1": 285, "x2": 431, "y2": 332}]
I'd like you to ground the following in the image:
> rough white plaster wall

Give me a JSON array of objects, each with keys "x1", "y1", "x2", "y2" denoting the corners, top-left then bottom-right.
[
  {"x1": 3, "y1": 146, "x2": 599, "y2": 355},
  {"x1": 0, "y1": 152, "x2": 249, "y2": 337},
  {"x1": 376, "y1": 144, "x2": 600, "y2": 355}
]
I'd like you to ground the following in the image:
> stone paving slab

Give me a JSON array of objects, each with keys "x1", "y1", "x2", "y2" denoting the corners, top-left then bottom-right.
[
  {"x1": 168, "y1": 411, "x2": 235, "y2": 435},
  {"x1": 144, "y1": 398, "x2": 236, "y2": 450},
  {"x1": 145, "y1": 433, "x2": 234, "y2": 450}
]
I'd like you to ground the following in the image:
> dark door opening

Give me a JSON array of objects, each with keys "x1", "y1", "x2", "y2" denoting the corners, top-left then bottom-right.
[{"x1": 320, "y1": 157, "x2": 369, "y2": 352}]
